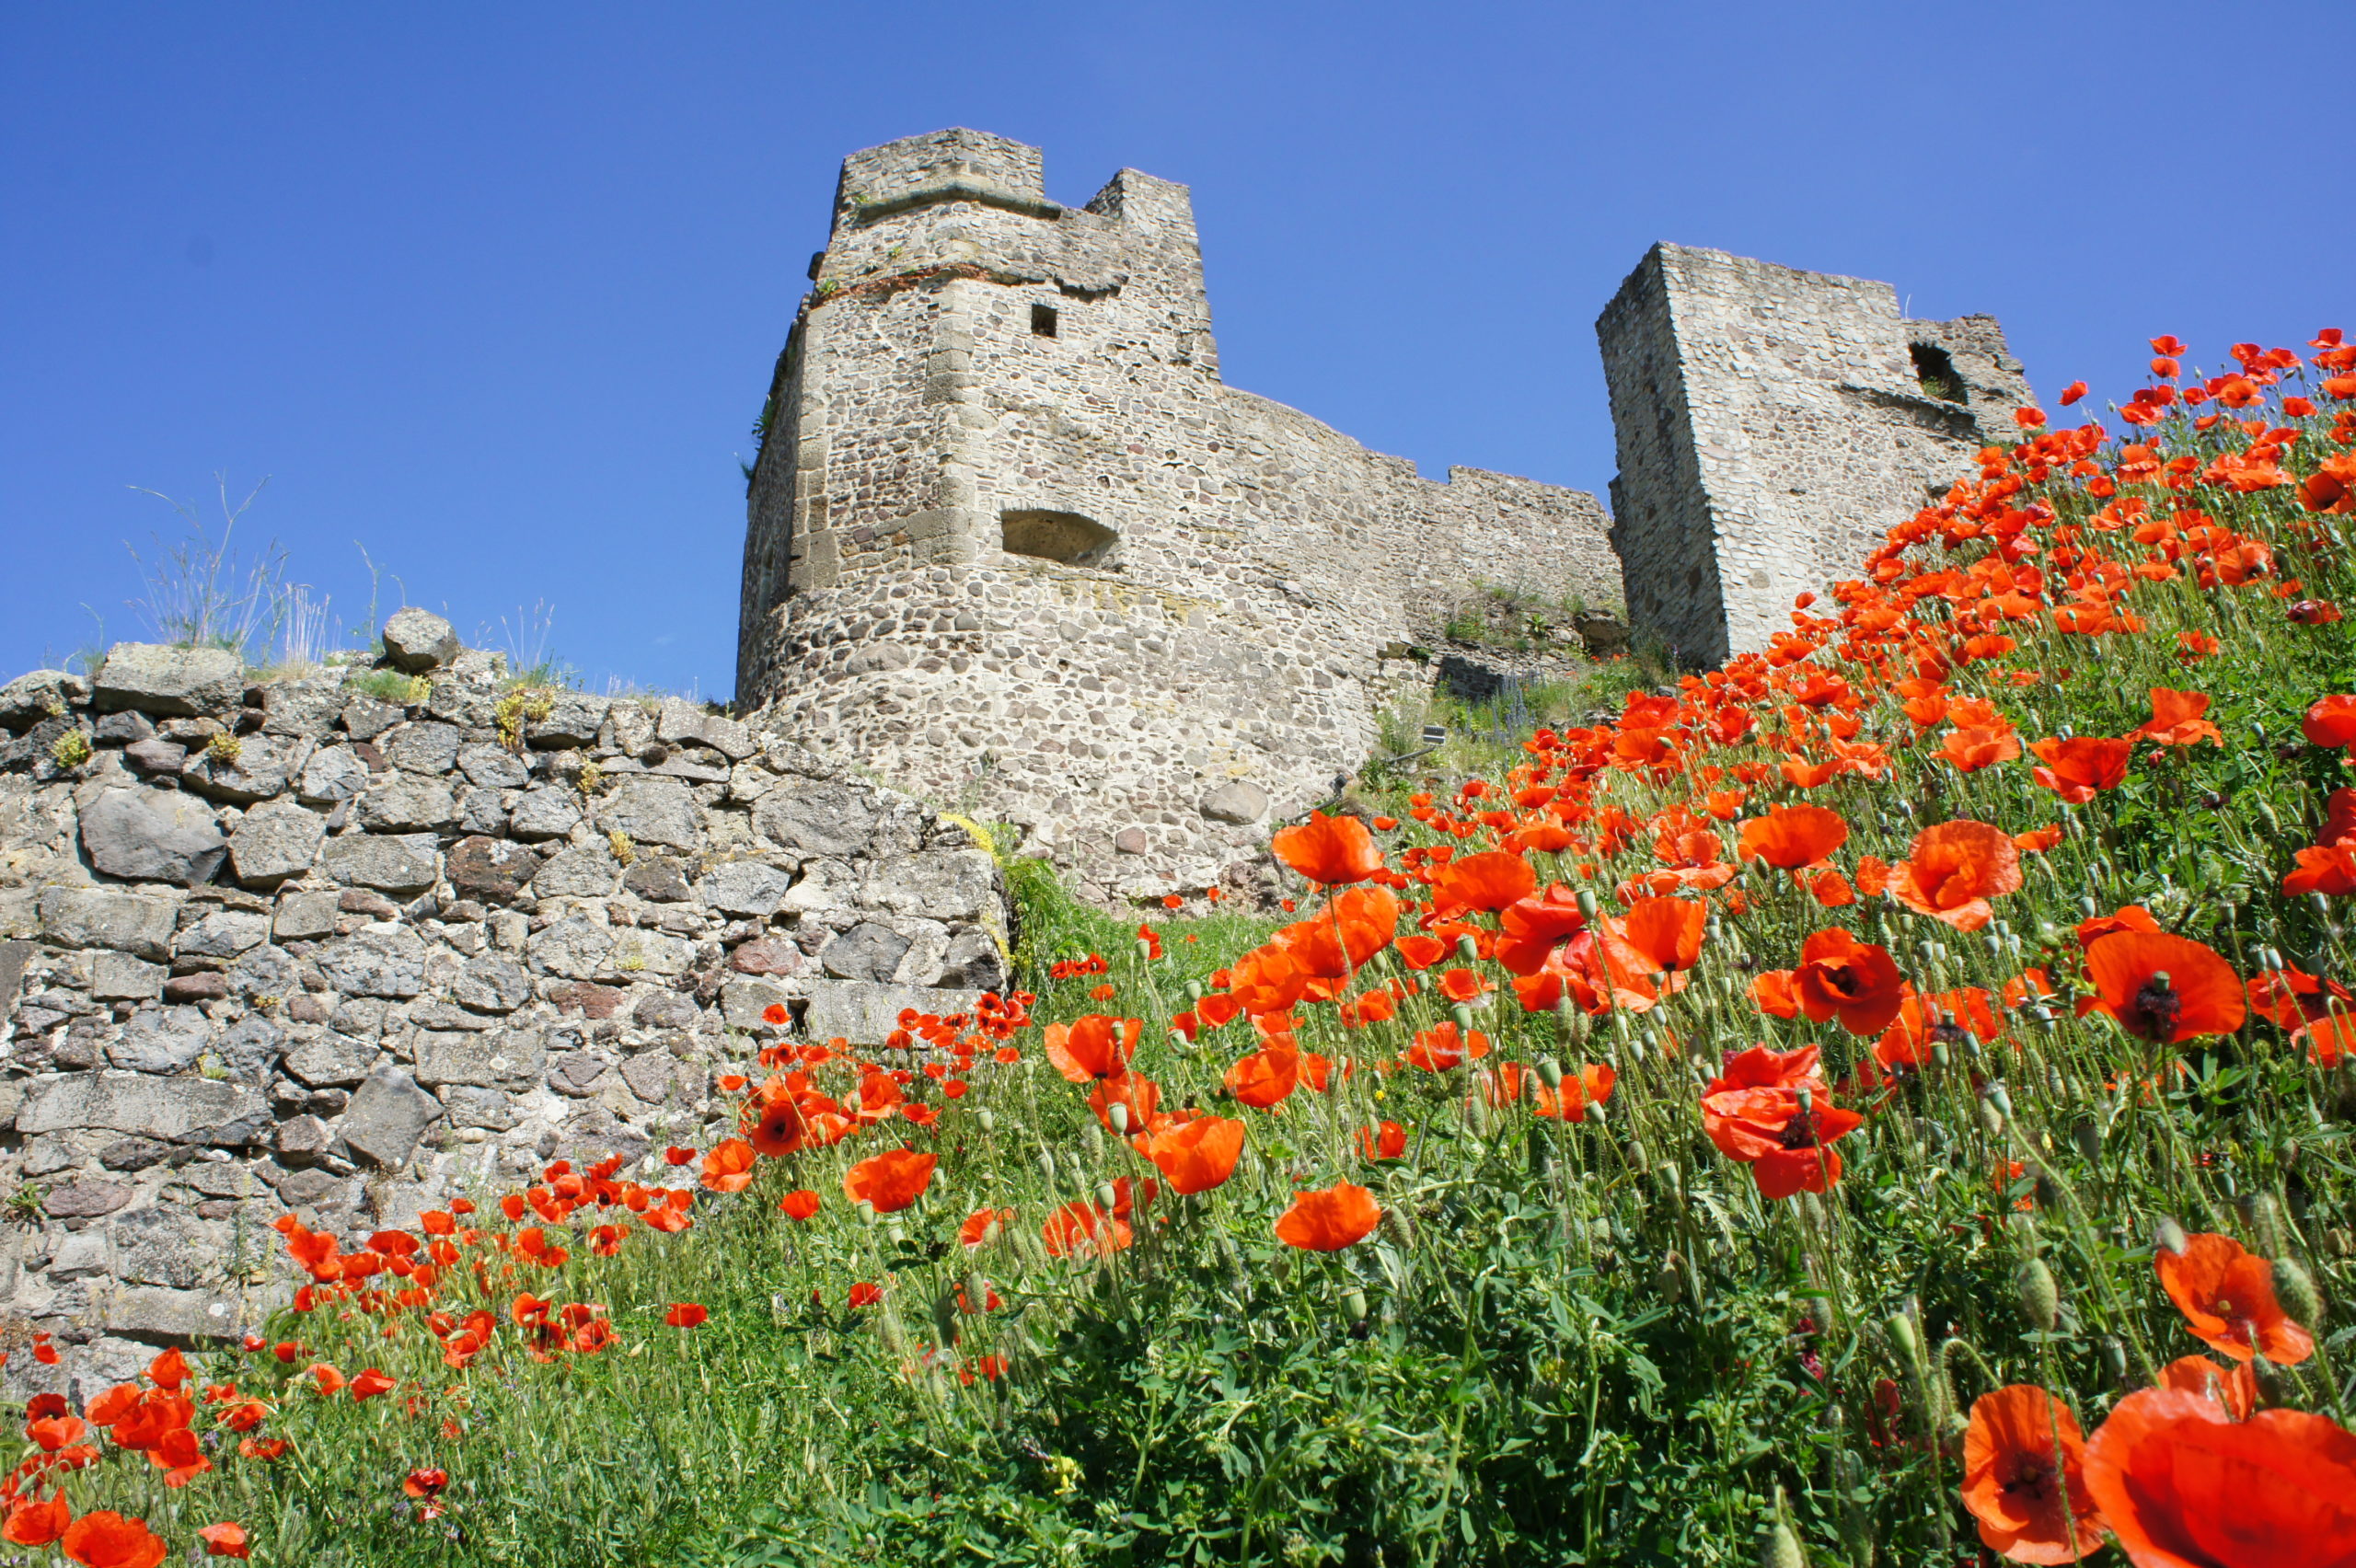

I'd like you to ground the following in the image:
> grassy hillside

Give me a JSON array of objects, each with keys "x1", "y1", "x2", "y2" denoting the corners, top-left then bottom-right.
[{"x1": 18, "y1": 335, "x2": 2356, "y2": 1567}]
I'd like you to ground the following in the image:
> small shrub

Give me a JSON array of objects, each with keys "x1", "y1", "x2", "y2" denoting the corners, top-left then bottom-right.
[
  {"x1": 350, "y1": 668, "x2": 430, "y2": 707},
  {"x1": 47, "y1": 730, "x2": 90, "y2": 769},
  {"x1": 494, "y1": 686, "x2": 557, "y2": 750},
  {"x1": 607, "y1": 830, "x2": 636, "y2": 866},
  {"x1": 203, "y1": 731, "x2": 242, "y2": 765}
]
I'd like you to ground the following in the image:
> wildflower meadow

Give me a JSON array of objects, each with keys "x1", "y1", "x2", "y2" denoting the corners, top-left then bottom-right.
[{"x1": 8, "y1": 331, "x2": 2356, "y2": 1565}]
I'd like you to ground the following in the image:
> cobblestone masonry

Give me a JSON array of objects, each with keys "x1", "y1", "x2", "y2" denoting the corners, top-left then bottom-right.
[
  {"x1": 737, "y1": 130, "x2": 1621, "y2": 900},
  {"x1": 0, "y1": 633, "x2": 1011, "y2": 1396},
  {"x1": 1597, "y1": 242, "x2": 2035, "y2": 666}
]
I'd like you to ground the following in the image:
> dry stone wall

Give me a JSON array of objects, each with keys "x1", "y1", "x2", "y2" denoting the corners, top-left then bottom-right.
[
  {"x1": 738, "y1": 129, "x2": 1619, "y2": 902},
  {"x1": 0, "y1": 622, "x2": 1011, "y2": 1397},
  {"x1": 1597, "y1": 243, "x2": 2036, "y2": 665}
]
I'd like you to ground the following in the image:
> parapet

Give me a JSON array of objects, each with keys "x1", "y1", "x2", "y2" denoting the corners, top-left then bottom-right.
[{"x1": 1597, "y1": 242, "x2": 2034, "y2": 664}]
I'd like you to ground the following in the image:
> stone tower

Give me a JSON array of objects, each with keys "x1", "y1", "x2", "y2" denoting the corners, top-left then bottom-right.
[
  {"x1": 738, "y1": 130, "x2": 1617, "y2": 897},
  {"x1": 1597, "y1": 243, "x2": 2034, "y2": 665}
]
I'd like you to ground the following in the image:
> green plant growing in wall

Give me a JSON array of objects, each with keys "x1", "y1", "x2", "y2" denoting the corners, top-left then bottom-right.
[{"x1": 47, "y1": 731, "x2": 90, "y2": 770}]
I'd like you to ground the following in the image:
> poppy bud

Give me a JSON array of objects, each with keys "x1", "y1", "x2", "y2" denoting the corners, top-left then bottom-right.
[
  {"x1": 2070, "y1": 1119, "x2": 2100, "y2": 1162},
  {"x1": 1342, "y1": 1289, "x2": 1368, "y2": 1324},
  {"x1": 1537, "y1": 1057, "x2": 1564, "y2": 1090},
  {"x1": 978, "y1": 1110, "x2": 996, "y2": 1133},
  {"x1": 2015, "y1": 1258, "x2": 2060, "y2": 1332},
  {"x1": 1379, "y1": 1205, "x2": 1415, "y2": 1251},
  {"x1": 1759, "y1": 1507, "x2": 1805, "y2": 1568},
  {"x1": 2253, "y1": 1352, "x2": 2292, "y2": 1407},
  {"x1": 1655, "y1": 1251, "x2": 1685, "y2": 1305},
  {"x1": 1939, "y1": 1411, "x2": 1969, "y2": 1460},
  {"x1": 1185, "y1": 979, "x2": 1204, "y2": 1002},
  {"x1": 2155, "y1": 1216, "x2": 2189, "y2": 1255},
  {"x1": 1134, "y1": 940, "x2": 1152, "y2": 963},
  {"x1": 1553, "y1": 997, "x2": 1580, "y2": 1043},
  {"x1": 1037, "y1": 1150, "x2": 1057, "y2": 1185},
  {"x1": 1450, "y1": 1003, "x2": 1475, "y2": 1035},
  {"x1": 1886, "y1": 1313, "x2": 1924, "y2": 1379},
  {"x1": 1083, "y1": 1122, "x2": 1104, "y2": 1161},
  {"x1": 2098, "y1": 1335, "x2": 2128, "y2": 1386},
  {"x1": 1977, "y1": 1098, "x2": 2004, "y2": 1138},
  {"x1": 1107, "y1": 1102, "x2": 1129, "y2": 1136},
  {"x1": 1623, "y1": 1139, "x2": 1649, "y2": 1175},
  {"x1": 1575, "y1": 887, "x2": 1598, "y2": 921},
  {"x1": 2077, "y1": 895, "x2": 2099, "y2": 920},
  {"x1": 2272, "y1": 1256, "x2": 2326, "y2": 1330},
  {"x1": 878, "y1": 1303, "x2": 908, "y2": 1357},
  {"x1": 1094, "y1": 1182, "x2": 1118, "y2": 1214},
  {"x1": 931, "y1": 1292, "x2": 960, "y2": 1347}
]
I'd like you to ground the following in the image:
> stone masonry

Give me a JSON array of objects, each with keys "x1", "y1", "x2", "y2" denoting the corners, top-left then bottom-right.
[
  {"x1": 0, "y1": 626, "x2": 1011, "y2": 1397},
  {"x1": 737, "y1": 129, "x2": 1622, "y2": 901},
  {"x1": 1597, "y1": 242, "x2": 2035, "y2": 665}
]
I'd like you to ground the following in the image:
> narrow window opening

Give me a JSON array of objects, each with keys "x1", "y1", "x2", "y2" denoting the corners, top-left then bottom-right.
[
  {"x1": 1001, "y1": 509, "x2": 1119, "y2": 569},
  {"x1": 1911, "y1": 342, "x2": 1967, "y2": 404},
  {"x1": 1030, "y1": 304, "x2": 1058, "y2": 339}
]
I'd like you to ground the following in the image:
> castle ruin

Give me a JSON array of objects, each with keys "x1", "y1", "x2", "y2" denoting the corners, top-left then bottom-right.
[{"x1": 736, "y1": 134, "x2": 2033, "y2": 891}]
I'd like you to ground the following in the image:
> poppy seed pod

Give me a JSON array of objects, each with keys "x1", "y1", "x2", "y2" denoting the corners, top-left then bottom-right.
[
  {"x1": 1185, "y1": 978, "x2": 1204, "y2": 1002},
  {"x1": 2272, "y1": 1256, "x2": 2326, "y2": 1329},
  {"x1": 1342, "y1": 1288, "x2": 1367, "y2": 1323},
  {"x1": 2015, "y1": 1258, "x2": 2060, "y2": 1332},
  {"x1": 2155, "y1": 1216, "x2": 2189, "y2": 1255},
  {"x1": 1094, "y1": 1182, "x2": 1118, "y2": 1214},
  {"x1": 1450, "y1": 1002, "x2": 1475, "y2": 1034},
  {"x1": 977, "y1": 1109, "x2": 996, "y2": 1133},
  {"x1": 2098, "y1": 1335, "x2": 2128, "y2": 1386},
  {"x1": 1537, "y1": 1056, "x2": 1565, "y2": 1090}
]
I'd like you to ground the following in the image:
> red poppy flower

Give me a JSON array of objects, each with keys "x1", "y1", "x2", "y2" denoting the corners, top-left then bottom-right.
[
  {"x1": 1493, "y1": 886, "x2": 1589, "y2": 975},
  {"x1": 1088, "y1": 1071, "x2": 1161, "y2": 1136},
  {"x1": 1888, "y1": 820, "x2": 2023, "y2": 932},
  {"x1": 761, "y1": 1003, "x2": 789, "y2": 1027},
  {"x1": 842, "y1": 1149, "x2": 937, "y2": 1215},
  {"x1": 2084, "y1": 1389, "x2": 2356, "y2": 1568},
  {"x1": 779, "y1": 1188, "x2": 820, "y2": 1221},
  {"x1": 2132, "y1": 689, "x2": 2223, "y2": 748},
  {"x1": 1271, "y1": 812, "x2": 1385, "y2": 885},
  {"x1": 2028, "y1": 736, "x2": 2133, "y2": 802},
  {"x1": 4, "y1": 1494, "x2": 69, "y2": 1547},
  {"x1": 1404, "y1": 1021, "x2": 1489, "y2": 1071},
  {"x1": 1226, "y1": 1045, "x2": 1300, "y2": 1108},
  {"x1": 1940, "y1": 726, "x2": 2024, "y2": 772},
  {"x1": 2154, "y1": 1233, "x2": 2314, "y2": 1364},
  {"x1": 2155, "y1": 1355, "x2": 2257, "y2": 1421},
  {"x1": 1280, "y1": 886, "x2": 1400, "y2": 976},
  {"x1": 350, "y1": 1368, "x2": 394, "y2": 1401},
  {"x1": 699, "y1": 1138, "x2": 756, "y2": 1194},
  {"x1": 1273, "y1": 1182, "x2": 1381, "y2": 1251},
  {"x1": 2308, "y1": 697, "x2": 2356, "y2": 751},
  {"x1": 1792, "y1": 928, "x2": 1910, "y2": 1036},
  {"x1": 664, "y1": 1304, "x2": 708, "y2": 1329},
  {"x1": 59, "y1": 1512, "x2": 168, "y2": 1568},
  {"x1": 1433, "y1": 849, "x2": 1538, "y2": 914},
  {"x1": 1960, "y1": 1385, "x2": 2105, "y2": 1565},
  {"x1": 197, "y1": 1523, "x2": 249, "y2": 1560},
  {"x1": 2080, "y1": 931, "x2": 2245, "y2": 1043},
  {"x1": 1701, "y1": 1048, "x2": 1861, "y2": 1200},
  {"x1": 847, "y1": 1283, "x2": 884, "y2": 1308},
  {"x1": 1737, "y1": 803, "x2": 1849, "y2": 870},
  {"x1": 746, "y1": 1093, "x2": 809, "y2": 1157},
  {"x1": 1141, "y1": 1116, "x2": 1245, "y2": 1195},
  {"x1": 1042, "y1": 1015, "x2": 1140, "y2": 1082},
  {"x1": 958, "y1": 1206, "x2": 1013, "y2": 1249},
  {"x1": 1531, "y1": 1063, "x2": 1615, "y2": 1122},
  {"x1": 1357, "y1": 1120, "x2": 1407, "y2": 1159},
  {"x1": 1617, "y1": 895, "x2": 1706, "y2": 974},
  {"x1": 1393, "y1": 933, "x2": 1449, "y2": 971},
  {"x1": 1041, "y1": 1201, "x2": 1133, "y2": 1260}
]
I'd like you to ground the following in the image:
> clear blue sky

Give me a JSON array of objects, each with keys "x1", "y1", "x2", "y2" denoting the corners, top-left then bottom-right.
[{"x1": 6, "y1": 2, "x2": 2350, "y2": 699}]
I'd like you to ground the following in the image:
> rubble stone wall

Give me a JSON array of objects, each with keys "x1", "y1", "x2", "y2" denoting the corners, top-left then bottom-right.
[
  {"x1": 737, "y1": 129, "x2": 1620, "y2": 901},
  {"x1": 1596, "y1": 242, "x2": 2036, "y2": 665},
  {"x1": 0, "y1": 628, "x2": 1011, "y2": 1396}
]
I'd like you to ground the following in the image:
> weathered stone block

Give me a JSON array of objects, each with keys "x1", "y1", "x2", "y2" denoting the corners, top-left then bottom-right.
[
  {"x1": 92, "y1": 644, "x2": 244, "y2": 718},
  {"x1": 821, "y1": 922, "x2": 912, "y2": 983},
  {"x1": 297, "y1": 744, "x2": 372, "y2": 804},
  {"x1": 531, "y1": 843, "x2": 619, "y2": 900},
  {"x1": 754, "y1": 780, "x2": 874, "y2": 860},
  {"x1": 414, "y1": 1027, "x2": 543, "y2": 1089},
  {"x1": 450, "y1": 956, "x2": 531, "y2": 1013},
  {"x1": 107, "y1": 1004, "x2": 212, "y2": 1072},
  {"x1": 508, "y1": 788, "x2": 582, "y2": 841},
  {"x1": 456, "y1": 742, "x2": 529, "y2": 790},
  {"x1": 175, "y1": 909, "x2": 270, "y2": 959},
  {"x1": 381, "y1": 608, "x2": 461, "y2": 673},
  {"x1": 79, "y1": 788, "x2": 227, "y2": 885},
  {"x1": 356, "y1": 774, "x2": 456, "y2": 833},
  {"x1": 860, "y1": 849, "x2": 995, "y2": 923},
  {"x1": 227, "y1": 800, "x2": 325, "y2": 885},
  {"x1": 698, "y1": 859, "x2": 795, "y2": 918},
  {"x1": 595, "y1": 777, "x2": 699, "y2": 850},
  {"x1": 319, "y1": 833, "x2": 438, "y2": 895},
  {"x1": 1200, "y1": 781, "x2": 1269, "y2": 824},
  {"x1": 88, "y1": 951, "x2": 165, "y2": 1002},
  {"x1": 17, "y1": 1071, "x2": 264, "y2": 1139},
  {"x1": 528, "y1": 917, "x2": 613, "y2": 980},
  {"x1": 313, "y1": 926, "x2": 429, "y2": 997},
  {"x1": 281, "y1": 1032, "x2": 376, "y2": 1089},
  {"x1": 383, "y1": 721, "x2": 461, "y2": 775},
  {"x1": 0, "y1": 670, "x2": 86, "y2": 729},
  {"x1": 39, "y1": 888, "x2": 179, "y2": 960},
  {"x1": 272, "y1": 889, "x2": 341, "y2": 940},
  {"x1": 339, "y1": 1065, "x2": 440, "y2": 1167}
]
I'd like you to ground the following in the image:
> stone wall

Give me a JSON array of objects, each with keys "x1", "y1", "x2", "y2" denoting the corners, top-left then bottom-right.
[
  {"x1": 1596, "y1": 242, "x2": 2035, "y2": 665},
  {"x1": 738, "y1": 129, "x2": 1619, "y2": 901},
  {"x1": 0, "y1": 621, "x2": 1011, "y2": 1396}
]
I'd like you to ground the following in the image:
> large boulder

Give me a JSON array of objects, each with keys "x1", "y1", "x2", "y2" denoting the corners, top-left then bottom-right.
[
  {"x1": 0, "y1": 670, "x2": 87, "y2": 730},
  {"x1": 380, "y1": 608, "x2": 460, "y2": 673},
  {"x1": 92, "y1": 643, "x2": 245, "y2": 717},
  {"x1": 79, "y1": 788, "x2": 227, "y2": 885}
]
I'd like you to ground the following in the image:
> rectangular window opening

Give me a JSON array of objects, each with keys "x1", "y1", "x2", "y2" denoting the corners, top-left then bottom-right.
[{"x1": 1031, "y1": 304, "x2": 1059, "y2": 339}]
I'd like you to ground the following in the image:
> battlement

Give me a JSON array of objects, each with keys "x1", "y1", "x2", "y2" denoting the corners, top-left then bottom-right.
[{"x1": 837, "y1": 128, "x2": 1048, "y2": 216}]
